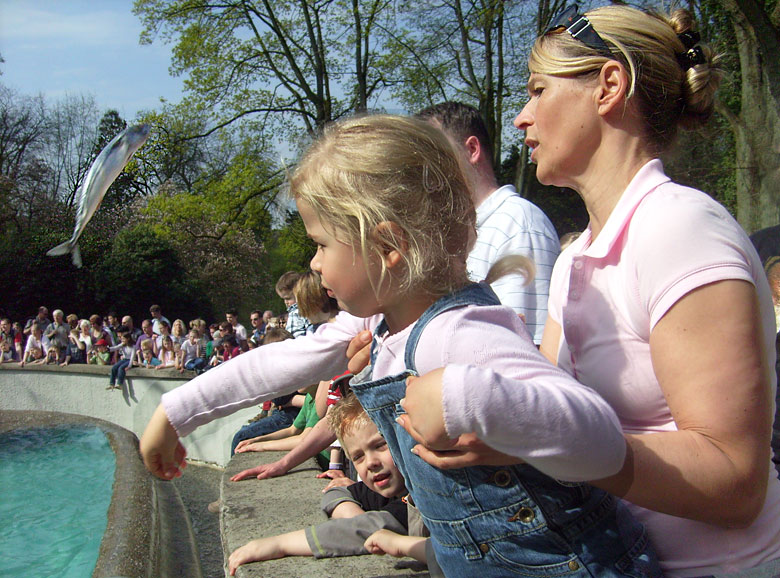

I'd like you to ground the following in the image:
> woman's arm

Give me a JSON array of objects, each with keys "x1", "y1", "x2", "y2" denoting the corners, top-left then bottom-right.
[{"x1": 594, "y1": 279, "x2": 771, "y2": 527}]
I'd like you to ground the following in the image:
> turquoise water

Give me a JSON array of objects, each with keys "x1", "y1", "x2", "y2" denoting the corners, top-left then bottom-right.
[{"x1": 0, "y1": 426, "x2": 115, "y2": 577}]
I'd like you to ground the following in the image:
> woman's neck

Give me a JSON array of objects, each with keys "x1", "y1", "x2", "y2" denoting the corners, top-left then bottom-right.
[{"x1": 574, "y1": 135, "x2": 653, "y2": 240}]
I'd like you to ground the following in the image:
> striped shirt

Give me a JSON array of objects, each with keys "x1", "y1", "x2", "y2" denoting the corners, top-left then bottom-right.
[{"x1": 467, "y1": 185, "x2": 560, "y2": 343}]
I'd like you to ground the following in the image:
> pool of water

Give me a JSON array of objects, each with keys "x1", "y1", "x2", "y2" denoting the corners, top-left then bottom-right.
[{"x1": 0, "y1": 425, "x2": 115, "y2": 577}]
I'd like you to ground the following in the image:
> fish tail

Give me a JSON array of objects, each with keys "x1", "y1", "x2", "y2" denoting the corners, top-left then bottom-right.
[
  {"x1": 46, "y1": 240, "x2": 82, "y2": 268},
  {"x1": 46, "y1": 241, "x2": 72, "y2": 257},
  {"x1": 71, "y1": 244, "x2": 82, "y2": 268}
]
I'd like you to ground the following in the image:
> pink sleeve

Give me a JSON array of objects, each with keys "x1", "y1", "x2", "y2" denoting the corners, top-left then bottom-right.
[
  {"x1": 163, "y1": 312, "x2": 376, "y2": 437},
  {"x1": 630, "y1": 186, "x2": 755, "y2": 330},
  {"x1": 415, "y1": 306, "x2": 626, "y2": 481}
]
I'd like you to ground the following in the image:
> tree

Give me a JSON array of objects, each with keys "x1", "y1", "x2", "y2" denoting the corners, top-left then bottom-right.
[
  {"x1": 133, "y1": 0, "x2": 398, "y2": 138},
  {"x1": 388, "y1": 1, "x2": 534, "y2": 172},
  {"x1": 714, "y1": 0, "x2": 780, "y2": 232}
]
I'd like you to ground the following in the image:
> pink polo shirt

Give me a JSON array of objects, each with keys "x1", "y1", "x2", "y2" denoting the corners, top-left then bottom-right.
[{"x1": 548, "y1": 160, "x2": 780, "y2": 576}]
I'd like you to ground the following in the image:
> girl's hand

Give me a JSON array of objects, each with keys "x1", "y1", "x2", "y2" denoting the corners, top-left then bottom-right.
[
  {"x1": 398, "y1": 370, "x2": 453, "y2": 451},
  {"x1": 139, "y1": 404, "x2": 187, "y2": 480},
  {"x1": 399, "y1": 370, "x2": 522, "y2": 470}
]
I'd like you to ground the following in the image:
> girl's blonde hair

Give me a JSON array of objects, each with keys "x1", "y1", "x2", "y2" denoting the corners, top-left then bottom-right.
[
  {"x1": 529, "y1": 5, "x2": 722, "y2": 154},
  {"x1": 294, "y1": 270, "x2": 339, "y2": 320},
  {"x1": 291, "y1": 114, "x2": 476, "y2": 299}
]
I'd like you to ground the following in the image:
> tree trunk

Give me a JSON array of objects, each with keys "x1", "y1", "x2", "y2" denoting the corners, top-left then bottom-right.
[{"x1": 721, "y1": 0, "x2": 780, "y2": 233}]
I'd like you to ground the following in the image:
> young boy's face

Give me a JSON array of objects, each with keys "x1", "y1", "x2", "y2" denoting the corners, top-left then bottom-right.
[
  {"x1": 277, "y1": 290, "x2": 296, "y2": 308},
  {"x1": 342, "y1": 421, "x2": 405, "y2": 499},
  {"x1": 97, "y1": 345, "x2": 108, "y2": 352}
]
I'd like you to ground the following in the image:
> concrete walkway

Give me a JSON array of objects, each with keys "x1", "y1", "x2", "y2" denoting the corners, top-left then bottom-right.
[{"x1": 221, "y1": 451, "x2": 430, "y2": 578}]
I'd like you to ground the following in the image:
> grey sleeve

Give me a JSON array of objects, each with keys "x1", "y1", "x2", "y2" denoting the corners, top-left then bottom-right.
[
  {"x1": 304, "y1": 511, "x2": 406, "y2": 558},
  {"x1": 320, "y1": 485, "x2": 361, "y2": 517}
]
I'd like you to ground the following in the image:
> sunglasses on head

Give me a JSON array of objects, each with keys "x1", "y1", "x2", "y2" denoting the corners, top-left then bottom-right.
[{"x1": 546, "y1": 4, "x2": 610, "y2": 54}]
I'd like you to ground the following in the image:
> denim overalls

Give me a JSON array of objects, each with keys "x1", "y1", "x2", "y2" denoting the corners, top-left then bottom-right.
[{"x1": 350, "y1": 283, "x2": 661, "y2": 577}]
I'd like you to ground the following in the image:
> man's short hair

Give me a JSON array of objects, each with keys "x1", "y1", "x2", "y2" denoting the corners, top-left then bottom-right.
[
  {"x1": 416, "y1": 101, "x2": 494, "y2": 161},
  {"x1": 225, "y1": 309, "x2": 238, "y2": 317},
  {"x1": 150, "y1": 304, "x2": 162, "y2": 313},
  {"x1": 275, "y1": 271, "x2": 302, "y2": 295}
]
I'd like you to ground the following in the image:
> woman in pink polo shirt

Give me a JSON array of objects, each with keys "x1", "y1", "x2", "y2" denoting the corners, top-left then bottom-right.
[{"x1": 399, "y1": 4, "x2": 780, "y2": 577}]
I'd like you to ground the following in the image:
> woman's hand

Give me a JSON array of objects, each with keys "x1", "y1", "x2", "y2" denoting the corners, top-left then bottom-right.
[{"x1": 139, "y1": 404, "x2": 187, "y2": 480}]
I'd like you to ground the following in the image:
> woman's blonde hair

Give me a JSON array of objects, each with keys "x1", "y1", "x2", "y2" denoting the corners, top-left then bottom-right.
[
  {"x1": 290, "y1": 114, "x2": 476, "y2": 299},
  {"x1": 529, "y1": 5, "x2": 722, "y2": 154},
  {"x1": 294, "y1": 270, "x2": 339, "y2": 320}
]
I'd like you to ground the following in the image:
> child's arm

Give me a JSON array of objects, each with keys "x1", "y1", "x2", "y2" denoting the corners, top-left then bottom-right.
[
  {"x1": 234, "y1": 424, "x2": 302, "y2": 453},
  {"x1": 236, "y1": 426, "x2": 310, "y2": 453},
  {"x1": 228, "y1": 530, "x2": 311, "y2": 575},
  {"x1": 230, "y1": 418, "x2": 338, "y2": 481},
  {"x1": 364, "y1": 530, "x2": 428, "y2": 564}
]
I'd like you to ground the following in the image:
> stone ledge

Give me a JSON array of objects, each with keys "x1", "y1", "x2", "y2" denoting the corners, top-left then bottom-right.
[{"x1": 222, "y1": 450, "x2": 430, "y2": 578}]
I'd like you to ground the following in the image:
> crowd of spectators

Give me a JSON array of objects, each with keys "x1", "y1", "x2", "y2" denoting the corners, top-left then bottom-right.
[{"x1": 0, "y1": 303, "x2": 289, "y2": 376}]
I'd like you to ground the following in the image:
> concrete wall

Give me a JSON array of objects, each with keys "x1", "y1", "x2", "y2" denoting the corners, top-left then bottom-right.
[{"x1": 0, "y1": 364, "x2": 259, "y2": 466}]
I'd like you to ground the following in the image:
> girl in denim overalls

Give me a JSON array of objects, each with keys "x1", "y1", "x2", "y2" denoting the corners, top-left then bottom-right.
[
  {"x1": 291, "y1": 115, "x2": 659, "y2": 577},
  {"x1": 141, "y1": 114, "x2": 660, "y2": 576}
]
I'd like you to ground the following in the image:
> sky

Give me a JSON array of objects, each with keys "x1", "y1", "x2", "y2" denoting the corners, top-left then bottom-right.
[{"x1": 0, "y1": 1, "x2": 184, "y2": 121}]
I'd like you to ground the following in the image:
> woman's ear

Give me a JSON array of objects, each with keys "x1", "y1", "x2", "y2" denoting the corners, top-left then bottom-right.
[
  {"x1": 597, "y1": 60, "x2": 630, "y2": 117},
  {"x1": 372, "y1": 222, "x2": 406, "y2": 269}
]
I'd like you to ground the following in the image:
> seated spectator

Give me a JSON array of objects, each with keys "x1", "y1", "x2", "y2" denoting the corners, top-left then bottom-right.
[
  {"x1": 149, "y1": 304, "x2": 171, "y2": 336},
  {"x1": 66, "y1": 313, "x2": 80, "y2": 332},
  {"x1": 134, "y1": 320, "x2": 157, "y2": 356},
  {"x1": 275, "y1": 271, "x2": 311, "y2": 337},
  {"x1": 221, "y1": 334, "x2": 241, "y2": 362},
  {"x1": 155, "y1": 320, "x2": 173, "y2": 352},
  {"x1": 78, "y1": 319, "x2": 93, "y2": 354},
  {"x1": 294, "y1": 270, "x2": 339, "y2": 332},
  {"x1": 88, "y1": 339, "x2": 111, "y2": 365},
  {"x1": 62, "y1": 329, "x2": 86, "y2": 366},
  {"x1": 107, "y1": 332, "x2": 135, "y2": 390},
  {"x1": 20, "y1": 323, "x2": 45, "y2": 367},
  {"x1": 45, "y1": 309, "x2": 70, "y2": 352},
  {"x1": 226, "y1": 309, "x2": 248, "y2": 351},
  {"x1": 247, "y1": 310, "x2": 264, "y2": 349},
  {"x1": 0, "y1": 338, "x2": 16, "y2": 364},
  {"x1": 1, "y1": 318, "x2": 15, "y2": 343},
  {"x1": 105, "y1": 311, "x2": 120, "y2": 343},
  {"x1": 172, "y1": 319, "x2": 188, "y2": 345},
  {"x1": 134, "y1": 339, "x2": 155, "y2": 366},
  {"x1": 227, "y1": 394, "x2": 431, "y2": 575},
  {"x1": 12, "y1": 322, "x2": 24, "y2": 360},
  {"x1": 90, "y1": 314, "x2": 115, "y2": 346},
  {"x1": 138, "y1": 344, "x2": 161, "y2": 368},
  {"x1": 156, "y1": 335, "x2": 177, "y2": 370},
  {"x1": 180, "y1": 328, "x2": 206, "y2": 373},
  {"x1": 45, "y1": 342, "x2": 64, "y2": 365},
  {"x1": 173, "y1": 342, "x2": 183, "y2": 371},
  {"x1": 24, "y1": 306, "x2": 50, "y2": 336},
  {"x1": 121, "y1": 315, "x2": 143, "y2": 342}
]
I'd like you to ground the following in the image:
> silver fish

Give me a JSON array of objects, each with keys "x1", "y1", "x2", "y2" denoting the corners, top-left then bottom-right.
[{"x1": 47, "y1": 124, "x2": 151, "y2": 268}]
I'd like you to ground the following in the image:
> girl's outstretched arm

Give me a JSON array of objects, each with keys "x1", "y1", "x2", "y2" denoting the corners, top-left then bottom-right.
[{"x1": 139, "y1": 404, "x2": 187, "y2": 480}]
